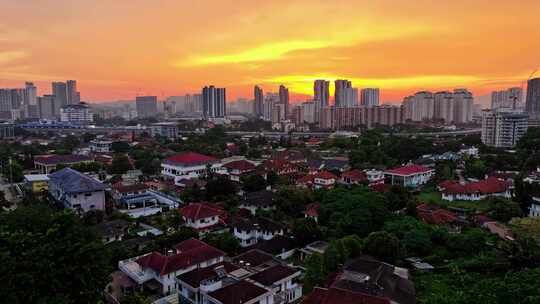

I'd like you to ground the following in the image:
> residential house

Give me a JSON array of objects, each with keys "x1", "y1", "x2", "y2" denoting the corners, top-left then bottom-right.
[
  {"x1": 340, "y1": 169, "x2": 367, "y2": 185},
  {"x1": 222, "y1": 160, "x2": 256, "y2": 182},
  {"x1": 416, "y1": 204, "x2": 461, "y2": 229},
  {"x1": 384, "y1": 165, "x2": 434, "y2": 188},
  {"x1": 112, "y1": 183, "x2": 150, "y2": 199},
  {"x1": 239, "y1": 190, "x2": 276, "y2": 215},
  {"x1": 304, "y1": 203, "x2": 320, "y2": 223},
  {"x1": 365, "y1": 169, "x2": 385, "y2": 185},
  {"x1": 230, "y1": 217, "x2": 285, "y2": 247},
  {"x1": 245, "y1": 236, "x2": 298, "y2": 260},
  {"x1": 298, "y1": 171, "x2": 337, "y2": 189},
  {"x1": 34, "y1": 154, "x2": 92, "y2": 174},
  {"x1": 89, "y1": 139, "x2": 113, "y2": 153},
  {"x1": 24, "y1": 174, "x2": 50, "y2": 193},
  {"x1": 439, "y1": 177, "x2": 511, "y2": 201},
  {"x1": 118, "y1": 238, "x2": 225, "y2": 296},
  {"x1": 48, "y1": 168, "x2": 106, "y2": 213},
  {"x1": 180, "y1": 203, "x2": 224, "y2": 233},
  {"x1": 248, "y1": 264, "x2": 302, "y2": 303},
  {"x1": 301, "y1": 287, "x2": 391, "y2": 304},
  {"x1": 161, "y1": 152, "x2": 223, "y2": 184},
  {"x1": 95, "y1": 219, "x2": 130, "y2": 244},
  {"x1": 300, "y1": 241, "x2": 329, "y2": 261}
]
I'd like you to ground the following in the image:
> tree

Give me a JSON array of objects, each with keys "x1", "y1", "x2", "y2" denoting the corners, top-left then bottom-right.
[
  {"x1": 241, "y1": 174, "x2": 267, "y2": 192},
  {"x1": 205, "y1": 176, "x2": 237, "y2": 201},
  {"x1": 487, "y1": 197, "x2": 523, "y2": 222},
  {"x1": 363, "y1": 231, "x2": 401, "y2": 263},
  {"x1": 109, "y1": 154, "x2": 132, "y2": 175},
  {"x1": 323, "y1": 242, "x2": 340, "y2": 274},
  {"x1": 61, "y1": 135, "x2": 81, "y2": 153},
  {"x1": 464, "y1": 159, "x2": 487, "y2": 179},
  {"x1": 112, "y1": 141, "x2": 131, "y2": 153},
  {"x1": 0, "y1": 205, "x2": 111, "y2": 303},
  {"x1": 291, "y1": 218, "x2": 322, "y2": 247},
  {"x1": 204, "y1": 232, "x2": 241, "y2": 255},
  {"x1": 303, "y1": 253, "x2": 325, "y2": 292},
  {"x1": 402, "y1": 229, "x2": 433, "y2": 256},
  {"x1": 340, "y1": 235, "x2": 363, "y2": 259},
  {"x1": 121, "y1": 293, "x2": 152, "y2": 304}
]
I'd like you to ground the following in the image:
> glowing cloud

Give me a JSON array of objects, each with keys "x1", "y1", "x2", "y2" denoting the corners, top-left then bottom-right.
[{"x1": 0, "y1": 51, "x2": 27, "y2": 65}]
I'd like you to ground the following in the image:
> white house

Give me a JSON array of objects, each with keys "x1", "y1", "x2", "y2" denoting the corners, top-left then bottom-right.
[
  {"x1": 48, "y1": 168, "x2": 106, "y2": 213},
  {"x1": 179, "y1": 203, "x2": 223, "y2": 233},
  {"x1": 89, "y1": 139, "x2": 113, "y2": 153},
  {"x1": 161, "y1": 151, "x2": 223, "y2": 184},
  {"x1": 222, "y1": 159, "x2": 256, "y2": 182},
  {"x1": 529, "y1": 197, "x2": 540, "y2": 217},
  {"x1": 231, "y1": 217, "x2": 284, "y2": 247},
  {"x1": 248, "y1": 264, "x2": 303, "y2": 303},
  {"x1": 384, "y1": 165, "x2": 435, "y2": 188},
  {"x1": 118, "y1": 238, "x2": 225, "y2": 296}
]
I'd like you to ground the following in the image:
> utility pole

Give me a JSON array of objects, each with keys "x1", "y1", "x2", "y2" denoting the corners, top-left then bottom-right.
[{"x1": 9, "y1": 157, "x2": 12, "y2": 184}]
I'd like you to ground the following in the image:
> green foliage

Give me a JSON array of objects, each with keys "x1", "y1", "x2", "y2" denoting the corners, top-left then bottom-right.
[
  {"x1": 204, "y1": 232, "x2": 241, "y2": 255},
  {"x1": 303, "y1": 253, "x2": 325, "y2": 292},
  {"x1": 363, "y1": 231, "x2": 401, "y2": 263},
  {"x1": 275, "y1": 187, "x2": 313, "y2": 218},
  {"x1": 318, "y1": 187, "x2": 390, "y2": 237},
  {"x1": 56, "y1": 161, "x2": 104, "y2": 173},
  {"x1": 205, "y1": 176, "x2": 237, "y2": 201},
  {"x1": 241, "y1": 174, "x2": 267, "y2": 192},
  {"x1": 464, "y1": 159, "x2": 487, "y2": 179},
  {"x1": 0, "y1": 205, "x2": 111, "y2": 303},
  {"x1": 121, "y1": 293, "x2": 152, "y2": 304},
  {"x1": 152, "y1": 228, "x2": 198, "y2": 252},
  {"x1": 291, "y1": 218, "x2": 322, "y2": 247},
  {"x1": 486, "y1": 197, "x2": 523, "y2": 222},
  {"x1": 517, "y1": 127, "x2": 540, "y2": 151},
  {"x1": 111, "y1": 141, "x2": 131, "y2": 153},
  {"x1": 108, "y1": 153, "x2": 133, "y2": 175},
  {"x1": 402, "y1": 229, "x2": 433, "y2": 256}
]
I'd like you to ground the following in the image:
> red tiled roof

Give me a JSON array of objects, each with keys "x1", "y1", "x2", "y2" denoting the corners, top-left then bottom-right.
[
  {"x1": 223, "y1": 160, "x2": 256, "y2": 171},
  {"x1": 301, "y1": 287, "x2": 391, "y2": 304},
  {"x1": 416, "y1": 204, "x2": 458, "y2": 225},
  {"x1": 384, "y1": 165, "x2": 433, "y2": 176},
  {"x1": 164, "y1": 152, "x2": 217, "y2": 165},
  {"x1": 439, "y1": 177, "x2": 509, "y2": 195},
  {"x1": 113, "y1": 183, "x2": 149, "y2": 194},
  {"x1": 305, "y1": 203, "x2": 321, "y2": 217},
  {"x1": 370, "y1": 183, "x2": 390, "y2": 193},
  {"x1": 34, "y1": 154, "x2": 91, "y2": 165},
  {"x1": 180, "y1": 203, "x2": 223, "y2": 221},
  {"x1": 136, "y1": 238, "x2": 224, "y2": 275},
  {"x1": 176, "y1": 262, "x2": 239, "y2": 288},
  {"x1": 297, "y1": 174, "x2": 315, "y2": 185},
  {"x1": 341, "y1": 169, "x2": 367, "y2": 181},
  {"x1": 314, "y1": 171, "x2": 338, "y2": 180}
]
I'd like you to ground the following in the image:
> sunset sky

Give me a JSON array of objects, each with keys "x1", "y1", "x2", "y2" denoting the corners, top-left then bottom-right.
[{"x1": 1, "y1": 0, "x2": 539, "y2": 104}]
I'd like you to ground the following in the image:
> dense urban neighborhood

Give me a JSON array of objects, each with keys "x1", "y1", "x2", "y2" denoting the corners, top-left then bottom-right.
[{"x1": 1, "y1": 116, "x2": 540, "y2": 304}]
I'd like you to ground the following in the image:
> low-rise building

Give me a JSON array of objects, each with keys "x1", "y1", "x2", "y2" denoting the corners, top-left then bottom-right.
[
  {"x1": 151, "y1": 122, "x2": 179, "y2": 139},
  {"x1": 239, "y1": 190, "x2": 276, "y2": 215},
  {"x1": 340, "y1": 169, "x2": 367, "y2": 185},
  {"x1": 222, "y1": 160, "x2": 256, "y2": 182},
  {"x1": 23, "y1": 174, "x2": 50, "y2": 193},
  {"x1": 89, "y1": 139, "x2": 113, "y2": 153},
  {"x1": 34, "y1": 154, "x2": 92, "y2": 174},
  {"x1": 60, "y1": 103, "x2": 93, "y2": 124},
  {"x1": 180, "y1": 203, "x2": 224, "y2": 233},
  {"x1": 230, "y1": 217, "x2": 285, "y2": 247},
  {"x1": 161, "y1": 152, "x2": 222, "y2": 183},
  {"x1": 439, "y1": 177, "x2": 511, "y2": 201},
  {"x1": 384, "y1": 165, "x2": 434, "y2": 188},
  {"x1": 48, "y1": 168, "x2": 106, "y2": 213}
]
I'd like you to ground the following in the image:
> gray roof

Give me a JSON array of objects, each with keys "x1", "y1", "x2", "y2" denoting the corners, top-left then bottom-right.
[{"x1": 49, "y1": 168, "x2": 106, "y2": 194}]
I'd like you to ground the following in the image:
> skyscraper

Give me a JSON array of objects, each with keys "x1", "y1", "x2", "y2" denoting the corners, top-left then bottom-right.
[
  {"x1": 526, "y1": 78, "x2": 540, "y2": 119},
  {"x1": 254, "y1": 85, "x2": 264, "y2": 117},
  {"x1": 52, "y1": 82, "x2": 68, "y2": 108},
  {"x1": 434, "y1": 91, "x2": 454, "y2": 123},
  {"x1": 491, "y1": 87, "x2": 522, "y2": 110},
  {"x1": 314, "y1": 80, "x2": 330, "y2": 122},
  {"x1": 279, "y1": 85, "x2": 289, "y2": 118},
  {"x1": 334, "y1": 79, "x2": 352, "y2": 107},
  {"x1": 202, "y1": 86, "x2": 226, "y2": 118},
  {"x1": 24, "y1": 82, "x2": 38, "y2": 119},
  {"x1": 360, "y1": 88, "x2": 380, "y2": 107},
  {"x1": 66, "y1": 80, "x2": 79, "y2": 104},
  {"x1": 135, "y1": 96, "x2": 158, "y2": 118},
  {"x1": 453, "y1": 89, "x2": 474, "y2": 124},
  {"x1": 38, "y1": 95, "x2": 57, "y2": 119}
]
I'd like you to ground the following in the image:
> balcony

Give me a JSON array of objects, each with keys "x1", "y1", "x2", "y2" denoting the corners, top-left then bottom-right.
[{"x1": 119, "y1": 258, "x2": 154, "y2": 284}]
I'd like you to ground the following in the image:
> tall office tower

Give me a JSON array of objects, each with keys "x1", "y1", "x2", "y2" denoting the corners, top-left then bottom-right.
[
  {"x1": 526, "y1": 78, "x2": 540, "y2": 119},
  {"x1": 254, "y1": 85, "x2": 264, "y2": 117},
  {"x1": 38, "y1": 95, "x2": 56, "y2": 119},
  {"x1": 314, "y1": 80, "x2": 330, "y2": 122},
  {"x1": 279, "y1": 85, "x2": 289, "y2": 118},
  {"x1": 434, "y1": 91, "x2": 454, "y2": 123},
  {"x1": 334, "y1": 79, "x2": 352, "y2": 107},
  {"x1": 52, "y1": 82, "x2": 68, "y2": 108},
  {"x1": 482, "y1": 109, "x2": 528, "y2": 148},
  {"x1": 66, "y1": 80, "x2": 79, "y2": 104},
  {"x1": 402, "y1": 91, "x2": 434, "y2": 122},
  {"x1": 202, "y1": 86, "x2": 226, "y2": 118},
  {"x1": 360, "y1": 88, "x2": 380, "y2": 107},
  {"x1": 453, "y1": 89, "x2": 474, "y2": 124},
  {"x1": 135, "y1": 96, "x2": 158, "y2": 118},
  {"x1": 492, "y1": 87, "x2": 523, "y2": 110}
]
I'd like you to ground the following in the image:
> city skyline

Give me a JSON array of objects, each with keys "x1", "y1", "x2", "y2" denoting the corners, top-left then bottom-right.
[{"x1": 1, "y1": 1, "x2": 540, "y2": 102}]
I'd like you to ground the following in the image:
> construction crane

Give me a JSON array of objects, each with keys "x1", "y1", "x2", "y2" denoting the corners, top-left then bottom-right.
[{"x1": 516, "y1": 69, "x2": 538, "y2": 109}]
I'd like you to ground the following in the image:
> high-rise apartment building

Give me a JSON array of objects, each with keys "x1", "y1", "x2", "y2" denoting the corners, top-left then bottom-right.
[
  {"x1": 60, "y1": 103, "x2": 93, "y2": 124},
  {"x1": 52, "y1": 82, "x2": 68, "y2": 108},
  {"x1": 38, "y1": 95, "x2": 57, "y2": 119},
  {"x1": 526, "y1": 78, "x2": 540, "y2": 119},
  {"x1": 334, "y1": 79, "x2": 352, "y2": 107},
  {"x1": 66, "y1": 80, "x2": 80, "y2": 104},
  {"x1": 314, "y1": 80, "x2": 330, "y2": 122},
  {"x1": 360, "y1": 88, "x2": 380, "y2": 107},
  {"x1": 23, "y1": 82, "x2": 39, "y2": 119},
  {"x1": 434, "y1": 91, "x2": 454, "y2": 123},
  {"x1": 481, "y1": 109, "x2": 528, "y2": 148},
  {"x1": 491, "y1": 87, "x2": 522, "y2": 110},
  {"x1": 136, "y1": 96, "x2": 158, "y2": 118},
  {"x1": 202, "y1": 86, "x2": 226, "y2": 118},
  {"x1": 279, "y1": 85, "x2": 289, "y2": 118},
  {"x1": 453, "y1": 89, "x2": 474, "y2": 124},
  {"x1": 301, "y1": 101, "x2": 315, "y2": 124},
  {"x1": 333, "y1": 105, "x2": 403, "y2": 130},
  {"x1": 263, "y1": 92, "x2": 279, "y2": 121},
  {"x1": 254, "y1": 85, "x2": 264, "y2": 117},
  {"x1": 402, "y1": 91, "x2": 434, "y2": 122}
]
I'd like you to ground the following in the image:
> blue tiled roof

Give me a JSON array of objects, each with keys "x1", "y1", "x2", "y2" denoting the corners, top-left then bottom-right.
[{"x1": 49, "y1": 168, "x2": 105, "y2": 194}]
